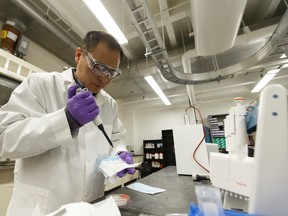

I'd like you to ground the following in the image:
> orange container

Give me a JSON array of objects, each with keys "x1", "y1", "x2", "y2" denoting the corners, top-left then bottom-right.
[{"x1": 0, "y1": 20, "x2": 22, "y2": 54}]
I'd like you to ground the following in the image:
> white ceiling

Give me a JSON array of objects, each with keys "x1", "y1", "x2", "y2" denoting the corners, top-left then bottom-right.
[{"x1": 0, "y1": 0, "x2": 287, "y2": 111}]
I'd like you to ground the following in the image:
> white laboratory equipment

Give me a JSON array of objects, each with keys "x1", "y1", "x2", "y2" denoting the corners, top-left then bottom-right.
[
  {"x1": 210, "y1": 84, "x2": 288, "y2": 215},
  {"x1": 210, "y1": 97, "x2": 254, "y2": 211},
  {"x1": 248, "y1": 84, "x2": 288, "y2": 216},
  {"x1": 173, "y1": 124, "x2": 210, "y2": 177}
]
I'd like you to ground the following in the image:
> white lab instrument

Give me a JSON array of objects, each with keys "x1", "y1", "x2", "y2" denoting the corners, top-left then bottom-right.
[
  {"x1": 248, "y1": 84, "x2": 288, "y2": 216},
  {"x1": 210, "y1": 84, "x2": 288, "y2": 215},
  {"x1": 210, "y1": 97, "x2": 254, "y2": 211},
  {"x1": 173, "y1": 124, "x2": 210, "y2": 177},
  {"x1": 205, "y1": 143, "x2": 219, "y2": 164}
]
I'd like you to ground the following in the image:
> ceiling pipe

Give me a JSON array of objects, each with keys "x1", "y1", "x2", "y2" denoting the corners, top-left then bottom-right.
[
  {"x1": 181, "y1": 24, "x2": 277, "y2": 80},
  {"x1": 11, "y1": 0, "x2": 78, "y2": 51},
  {"x1": 161, "y1": 9, "x2": 288, "y2": 84},
  {"x1": 122, "y1": 0, "x2": 288, "y2": 85},
  {"x1": 182, "y1": 49, "x2": 197, "y2": 106},
  {"x1": 191, "y1": 0, "x2": 247, "y2": 56},
  {"x1": 234, "y1": 25, "x2": 277, "y2": 46}
]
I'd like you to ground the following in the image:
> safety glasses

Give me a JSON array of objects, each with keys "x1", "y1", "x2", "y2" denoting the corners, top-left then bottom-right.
[{"x1": 82, "y1": 48, "x2": 122, "y2": 79}]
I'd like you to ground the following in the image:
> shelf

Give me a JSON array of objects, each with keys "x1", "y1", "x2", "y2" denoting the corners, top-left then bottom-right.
[
  {"x1": 0, "y1": 49, "x2": 43, "y2": 81},
  {"x1": 144, "y1": 148, "x2": 164, "y2": 150},
  {"x1": 143, "y1": 139, "x2": 165, "y2": 174},
  {"x1": 208, "y1": 114, "x2": 228, "y2": 149}
]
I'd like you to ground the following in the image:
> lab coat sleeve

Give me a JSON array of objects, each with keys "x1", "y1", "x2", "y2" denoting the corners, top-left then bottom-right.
[{"x1": 0, "y1": 74, "x2": 72, "y2": 159}]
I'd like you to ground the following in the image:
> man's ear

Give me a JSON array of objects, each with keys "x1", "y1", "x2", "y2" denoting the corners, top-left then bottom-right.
[{"x1": 75, "y1": 47, "x2": 82, "y2": 64}]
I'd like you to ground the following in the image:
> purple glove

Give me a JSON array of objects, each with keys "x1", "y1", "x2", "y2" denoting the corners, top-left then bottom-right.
[
  {"x1": 66, "y1": 84, "x2": 99, "y2": 126},
  {"x1": 117, "y1": 151, "x2": 135, "y2": 178}
]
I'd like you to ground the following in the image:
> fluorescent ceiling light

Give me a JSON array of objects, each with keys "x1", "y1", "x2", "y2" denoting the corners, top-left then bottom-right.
[
  {"x1": 144, "y1": 75, "x2": 171, "y2": 106},
  {"x1": 83, "y1": 0, "x2": 128, "y2": 45},
  {"x1": 280, "y1": 53, "x2": 286, "y2": 59},
  {"x1": 251, "y1": 69, "x2": 280, "y2": 93}
]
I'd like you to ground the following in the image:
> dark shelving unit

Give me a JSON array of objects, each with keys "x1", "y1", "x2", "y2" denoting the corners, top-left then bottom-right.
[
  {"x1": 143, "y1": 139, "x2": 166, "y2": 175},
  {"x1": 161, "y1": 129, "x2": 176, "y2": 166}
]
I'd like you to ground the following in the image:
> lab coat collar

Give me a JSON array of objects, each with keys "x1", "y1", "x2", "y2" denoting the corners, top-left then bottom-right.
[
  {"x1": 61, "y1": 68, "x2": 108, "y2": 106},
  {"x1": 61, "y1": 67, "x2": 75, "y2": 84},
  {"x1": 95, "y1": 89, "x2": 107, "y2": 107}
]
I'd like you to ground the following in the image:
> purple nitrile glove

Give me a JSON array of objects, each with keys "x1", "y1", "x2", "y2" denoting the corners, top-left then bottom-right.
[
  {"x1": 117, "y1": 151, "x2": 135, "y2": 178},
  {"x1": 66, "y1": 84, "x2": 99, "y2": 126}
]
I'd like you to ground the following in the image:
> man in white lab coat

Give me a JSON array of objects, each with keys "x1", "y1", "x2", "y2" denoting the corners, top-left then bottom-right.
[{"x1": 0, "y1": 31, "x2": 134, "y2": 215}]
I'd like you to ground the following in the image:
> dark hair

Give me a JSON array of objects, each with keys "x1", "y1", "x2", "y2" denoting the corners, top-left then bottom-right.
[{"x1": 80, "y1": 31, "x2": 124, "y2": 61}]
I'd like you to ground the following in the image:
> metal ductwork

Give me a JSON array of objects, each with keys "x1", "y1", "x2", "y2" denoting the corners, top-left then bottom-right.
[
  {"x1": 121, "y1": 0, "x2": 288, "y2": 85},
  {"x1": 191, "y1": 0, "x2": 247, "y2": 56},
  {"x1": 11, "y1": 0, "x2": 78, "y2": 51},
  {"x1": 181, "y1": 25, "x2": 277, "y2": 80}
]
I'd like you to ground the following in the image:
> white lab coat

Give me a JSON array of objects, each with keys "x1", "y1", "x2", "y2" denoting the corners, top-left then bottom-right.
[{"x1": 0, "y1": 68, "x2": 127, "y2": 216}]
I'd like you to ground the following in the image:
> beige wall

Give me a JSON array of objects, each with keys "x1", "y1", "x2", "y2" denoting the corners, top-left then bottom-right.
[{"x1": 25, "y1": 41, "x2": 71, "y2": 72}]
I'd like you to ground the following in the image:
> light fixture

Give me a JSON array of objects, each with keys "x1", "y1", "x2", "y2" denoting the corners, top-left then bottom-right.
[
  {"x1": 251, "y1": 69, "x2": 281, "y2": 93},
  {"x1": 83, "y1": 0, "x2": 128, "y2": 45},
  {"x1": 144, "y1": 75, "x2": 171, "y2": 105}
]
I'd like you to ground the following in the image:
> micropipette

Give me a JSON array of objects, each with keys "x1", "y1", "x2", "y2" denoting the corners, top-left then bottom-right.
[{"x1": 76, "y1": 88, "x2": 114, "y2": 148}]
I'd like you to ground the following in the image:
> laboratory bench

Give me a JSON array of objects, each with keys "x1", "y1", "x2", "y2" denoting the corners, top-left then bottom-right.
[{"x1": 95, "y1": 166, "x2": 211, "y2": 216}]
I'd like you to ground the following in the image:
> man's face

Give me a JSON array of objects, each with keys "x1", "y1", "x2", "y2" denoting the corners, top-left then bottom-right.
[{"x1": 75, "y1": 41, "x2": 121, "y2": 94}]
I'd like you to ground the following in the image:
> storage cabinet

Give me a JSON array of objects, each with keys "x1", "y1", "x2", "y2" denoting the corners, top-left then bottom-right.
[
  {"x1": 161, "y1": 130, "x2": 176, "y2": 166},
  {"x1": 143, "y1": 139, "x2": 165, "y2": 173},
  {"x1": 208, "y1": 114, "x2": 228, "y2": 151}
]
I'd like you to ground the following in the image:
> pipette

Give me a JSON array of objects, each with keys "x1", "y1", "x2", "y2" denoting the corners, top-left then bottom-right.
[{"x1": 76, "y1": 88, "x2": 114, "y2": 148}]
